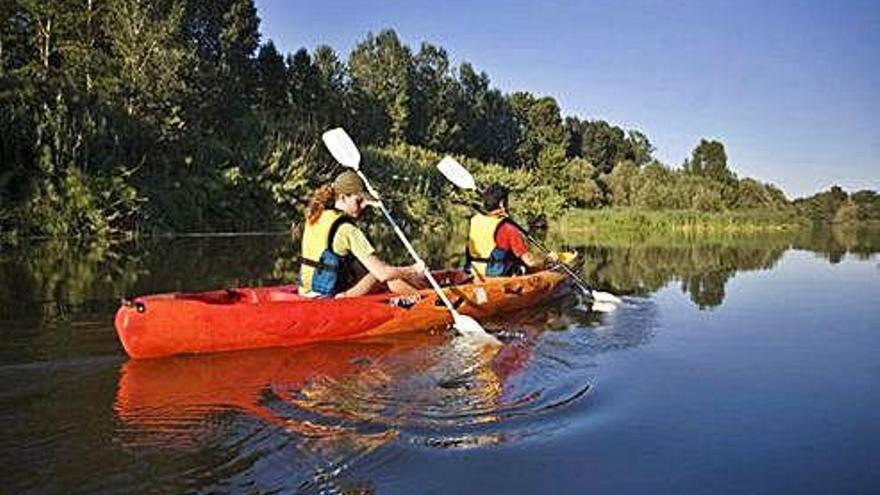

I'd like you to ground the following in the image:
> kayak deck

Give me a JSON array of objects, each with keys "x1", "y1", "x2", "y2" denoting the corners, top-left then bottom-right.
[{"x1": 115, "y1": 268, "x2": 572, "y2": 359}]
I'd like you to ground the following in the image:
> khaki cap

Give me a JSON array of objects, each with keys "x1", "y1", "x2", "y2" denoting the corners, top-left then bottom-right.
[{"x1": 333, "y1": 170, "x2": 377, "y2": 201}]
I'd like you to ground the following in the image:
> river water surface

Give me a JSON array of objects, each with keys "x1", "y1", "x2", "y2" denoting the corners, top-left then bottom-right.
[{"x1": 1, "y1": 227, "x2": 878, "y2": 494}]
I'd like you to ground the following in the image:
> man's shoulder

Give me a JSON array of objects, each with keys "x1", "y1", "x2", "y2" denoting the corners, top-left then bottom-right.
[
  {"x1": 496, "y1": 220, "x2": 521, "y2": 236},
  {"x1": 495, "y1": 220, "x2": 524, "y2": 245}
]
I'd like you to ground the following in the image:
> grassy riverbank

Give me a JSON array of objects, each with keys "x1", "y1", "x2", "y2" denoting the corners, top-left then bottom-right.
[{"x1": 557, "y1": 208, "x2": 805, "y2": 237}]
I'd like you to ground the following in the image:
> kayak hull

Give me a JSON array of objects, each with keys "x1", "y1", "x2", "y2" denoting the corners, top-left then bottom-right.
[{"x1": 115, "y1": 269, "x2": 571, "y2": 359}]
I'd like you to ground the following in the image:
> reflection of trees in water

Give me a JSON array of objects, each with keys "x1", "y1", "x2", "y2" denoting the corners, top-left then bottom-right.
[
  {"x1": 575, "y1": 240, "x2": 790, "y2": 308},
  {"x1": 578, "y1": 226, "x2": 877, "y2": 308},
  {"x1": 0, "y1": 236, "x2": 292, "y2": 324},
  {"x1": 681, "y1": 271, "x2": 731, "y2": 309},
  {"x1": 793, "y1": 225, "x2": 880, "y2": 263},
  {"x1": 4, "y1": 225, "x2": 876, "y2": 329},
  {"x1": 0, "y1": 240, "x2": 143, "y2": 323},
  {"x1": 127, "y1": 235, "x2": 287, "y2": 292},
  {"x1": 0, "y1": 236, "x2": 295, "y2": 362}
]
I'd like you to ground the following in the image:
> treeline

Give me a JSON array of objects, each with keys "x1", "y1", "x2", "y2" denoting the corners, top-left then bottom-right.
[
  {"x1": 793, "y1": 186, "x2": 880, "y2": 224},
  {"x1": 0, "y1": 1, "x2": 873, "y2": 239},
  {"x1": 2, "y1": 0, "x2": 290, "y2": 237}
]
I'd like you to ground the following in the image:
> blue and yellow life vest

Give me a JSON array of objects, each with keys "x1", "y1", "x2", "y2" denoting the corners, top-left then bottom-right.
[
  {"x1": 299, "y1": 210, "x2": 359, "y2": 295},
  {"x1": 466, "y1": 213, "x2": 523, "y2": 277}
]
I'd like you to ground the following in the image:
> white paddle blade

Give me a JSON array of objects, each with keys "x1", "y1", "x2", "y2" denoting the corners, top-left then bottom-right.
[
  {"x1": 437, "y1": 156, "x2": 477, "y2": 190},
  {"x1": 592, "y1": 291, "x2": 622, "y2": 304},
  {"x1": 322, "y1": 128, "x2": 361, "y2": 169},
  {"x1": 453, "y1": 313, "x2": 501, "y2": 346},
  {"x1": 591, "y1": 301, "x2": 618, "y2": 313}
]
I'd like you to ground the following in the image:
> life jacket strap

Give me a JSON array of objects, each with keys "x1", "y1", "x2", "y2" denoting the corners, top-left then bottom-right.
[{"x1": 298, "y1": 256, "x2": 338, "y2": 272}]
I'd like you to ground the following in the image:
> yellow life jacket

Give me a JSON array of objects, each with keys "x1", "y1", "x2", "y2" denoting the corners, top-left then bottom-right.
[
  {"x1": 466, "y1": 213, "x2": 521, "y2": 277},
  {"x1": 299, "y1": 210, "x2": 356, "y2": 295}
]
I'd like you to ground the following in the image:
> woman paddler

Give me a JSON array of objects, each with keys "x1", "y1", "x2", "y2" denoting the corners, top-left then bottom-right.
[{"x1": 299, "y1": 170, "x2": 426, "y2": 298}]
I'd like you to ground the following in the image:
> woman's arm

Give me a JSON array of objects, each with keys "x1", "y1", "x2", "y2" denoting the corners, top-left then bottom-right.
[
  {"x1": 336, "y1": 223, "x2": 424, "y2": 282},
  {"x1": 360, "y1": 254, "x2": 423, "y2": 283}
]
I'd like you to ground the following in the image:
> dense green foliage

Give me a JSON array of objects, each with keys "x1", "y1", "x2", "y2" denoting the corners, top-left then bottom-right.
[
  {"x1": 794, "y1": 186, "x2": 880, "y2": 224},
  {"x1": 1, "y1": 1, "x2": 875, "y2": 240}
]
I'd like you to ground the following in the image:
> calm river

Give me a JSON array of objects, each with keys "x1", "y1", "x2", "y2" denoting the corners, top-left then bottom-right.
[{"x1": 1, "y1": 226, "x2": 878, "y2": 494}]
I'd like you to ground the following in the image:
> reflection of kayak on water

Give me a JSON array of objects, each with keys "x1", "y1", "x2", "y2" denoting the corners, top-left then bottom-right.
[
  {"x1": 115, "y1": 332, "x2": 519, "y2": 448},
  {"x1": 113, "y1": 333, "x2": 459, "y2": 488},
  {"x1": 115, "y1": 333, "x2": 444, "y2": 433},
  {"x1": 115, "y1": 267, "x2": 574, "y2": 359},
  {"x1": 114, "y1": 298, "x2": 593, "y2": 438},
  {"x1": 113, "y1": 303, "x2": 600, "y2": 491}
]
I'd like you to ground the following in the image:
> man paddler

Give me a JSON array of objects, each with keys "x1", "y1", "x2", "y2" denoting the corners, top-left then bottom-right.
[
  {"x1": 299, "y1": 171, "x2": 425, "y2": 297},
  {"x1": 465, "y1": 183, "x2": 555, "y2": 277}
]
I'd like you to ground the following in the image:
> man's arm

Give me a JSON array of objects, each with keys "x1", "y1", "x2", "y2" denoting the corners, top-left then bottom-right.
[{"x1": 498, "y1": 222, "x2": 555, "y2": 269}]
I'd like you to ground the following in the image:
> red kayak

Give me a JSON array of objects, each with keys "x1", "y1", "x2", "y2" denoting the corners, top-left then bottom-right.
[{"x1": 115, "y1": 268, "x2": 572, "y2": 359}]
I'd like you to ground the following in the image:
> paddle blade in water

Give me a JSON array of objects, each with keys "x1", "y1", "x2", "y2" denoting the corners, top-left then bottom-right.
[
  {"x1": 592, "y1": 291, "x2": 622, "y2": 304},
  {"x1": 322, "y1": 128, "x2": 361, "y2": 169},
  {"x1": 437, "y1": 156, "x2": 477, "y2": 190},
  {"x1": 591, "y1": 301, "x2": 618, "y2": 313},
  {"x1": 453, "y1": 313, "x2": 501, "y2": 346}
]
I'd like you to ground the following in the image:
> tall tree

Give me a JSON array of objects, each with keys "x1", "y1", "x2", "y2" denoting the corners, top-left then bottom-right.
[
  {"x1": 579, "y1": 119, "x2": 628, "y2": 174},
  {"x1": 456, "y1": 62, "x2": 518, "y2": 165},
  {"x1": 625, "y1": 130, "x2": 654, "y2": 165},
  {"x1": 254, "y1": 41, "x2": 287, "y2": 111},
  {"x1": 286, "y1": 49, "x2": 324, "y2": 141},
  {"x1": 564, "y1": 116, "x2": 584, "y2": 157},
  {"x1": 105, "y1": 0, "x2": 190, "y2": 122},
  {"x1": 508, "y1": 91, "x2": 567, "y2": 169},
  {"x1": 219, "y1": 0, "x2": 259, "y2": 91},
  {"x1": 348, "y1": 29, "x2": 415, "y2": 144},
  {"x1": 684, "y1": 139, "x2": 734, "y2": 182},
  {"x1": 312, "y1": 44, "x2": 348, "y2": 130},
  {"x1": 182, "y1": 0, "x2": 259, "y2": 142},
  {"x1": 411, "y1": 42, "x2": 462, "y2": 150}
]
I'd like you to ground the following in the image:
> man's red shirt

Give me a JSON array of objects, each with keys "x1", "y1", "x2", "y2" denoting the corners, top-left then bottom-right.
[{"x1": 494, "y1": 221, "x2": 528, "y2": 257}]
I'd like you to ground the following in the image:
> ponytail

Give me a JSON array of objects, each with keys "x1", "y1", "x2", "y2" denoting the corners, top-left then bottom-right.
[{"x1": 307, "y1": 184, "x2": 335, "y2": 224}]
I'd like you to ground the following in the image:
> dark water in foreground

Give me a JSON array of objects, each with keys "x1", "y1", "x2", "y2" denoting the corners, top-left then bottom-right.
[{"x1": 1, "y1": 227, "x2": 878, "y2": 494}]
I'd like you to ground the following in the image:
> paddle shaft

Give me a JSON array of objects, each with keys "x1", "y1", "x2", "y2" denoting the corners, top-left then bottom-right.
[
  {"x1": 434, "y1": 154, "x2": 604, "y2": 301},
  {"x1": 354, "y1": 170, "x2": 461, "y2": 317},
  {"x1": 506, "y1": 218, "x2": 595, "y2": 295}
]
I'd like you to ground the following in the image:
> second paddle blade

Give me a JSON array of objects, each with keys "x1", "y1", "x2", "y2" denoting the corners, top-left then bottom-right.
[{"x1": 453, "y1": 313, "x2": 501, "y2": 346}]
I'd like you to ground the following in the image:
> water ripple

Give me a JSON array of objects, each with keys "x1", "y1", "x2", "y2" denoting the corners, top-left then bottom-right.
[{"x1": 107, "y1": 295, "x2": 656, "y2": 492}]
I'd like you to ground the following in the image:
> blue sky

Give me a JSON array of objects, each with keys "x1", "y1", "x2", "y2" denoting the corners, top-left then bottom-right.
[{"x1": 254, "y1": 0, "x2": 878, "y2": 197}]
